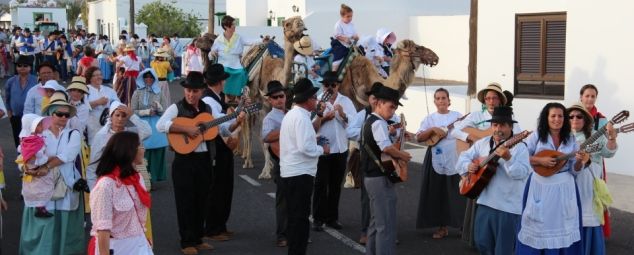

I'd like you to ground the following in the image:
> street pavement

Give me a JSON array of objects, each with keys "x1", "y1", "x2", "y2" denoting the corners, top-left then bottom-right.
[{"x1": 1, "y1": 80, "x2": 633, "y2": 254}]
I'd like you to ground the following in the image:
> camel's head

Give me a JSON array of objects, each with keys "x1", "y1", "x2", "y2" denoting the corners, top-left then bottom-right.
[
  {"x1": 396, "y1": 40, "x2": 439, "y2": 68},
  {"x1": 196, "y1": 33, "x2": 218, "y2": 51},
  {"x1": 260, "y1": 35, "x2": 276, "y2": 43},
  {"x1": 283, "y1": 16, "x2": 307, "y2": 43}
]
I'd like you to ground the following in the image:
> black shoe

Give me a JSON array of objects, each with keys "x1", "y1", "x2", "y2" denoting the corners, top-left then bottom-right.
[
  {"x1": 326, "y1": 221, "x2": 343, "y2": 230},
  {"x1": 312, "y1": 221, "x2": 324, "y2": 231}
]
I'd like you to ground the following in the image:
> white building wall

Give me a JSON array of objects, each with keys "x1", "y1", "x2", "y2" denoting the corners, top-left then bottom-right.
[
  {"x1": 477, "y1": 0, "x2": 634, "y2": 175},
  {"x1": 410, "y1": 15, "x2": 469, "y2": 82}
]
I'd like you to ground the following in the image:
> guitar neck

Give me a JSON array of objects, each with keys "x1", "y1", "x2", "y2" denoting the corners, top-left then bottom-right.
[
  {"x1": 204, "y1": 111, "x2": 239, "y2": 129},
  {"x1": 579, "y1": 121, "x2": 611, "y2": 149}
]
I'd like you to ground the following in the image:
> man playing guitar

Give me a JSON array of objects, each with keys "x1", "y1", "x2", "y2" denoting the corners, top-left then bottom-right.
[
  {"x1": 456, "y1": 106, "x2": 531, "y2": 255},
  {"x1": 201, "y1": 63, "x2": 247, "y2": 242},
  {"x1": 260, "y1": 80, "x2": 289, "y2": 247},
  {"x1": 156, "y1": 71, "x2": 219, "y2": 254},
  {"x1": 450, "y1": 82, "x2": 521, "y2": 245}
]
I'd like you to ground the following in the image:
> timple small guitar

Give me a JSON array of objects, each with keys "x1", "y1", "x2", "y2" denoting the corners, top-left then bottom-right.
[
  {"x1": 425, "y1": 113, "x2": 471, "y2": 146},
  {"x1": 380, "y1": 113, "x2": 409, "y2": 183},
  {"x1": 168, "y1": 102, "x2": 262, "y2": 154},
  {"x1": 459, "y1": 130, "x2": 532, "y2": 199}
]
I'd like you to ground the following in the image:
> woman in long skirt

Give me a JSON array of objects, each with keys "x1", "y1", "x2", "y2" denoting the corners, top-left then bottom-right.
[
  {"x1": 131, "y1": 69, "x2": 169, "y2": 181},
  {"x1": 415, "y1": 88, "x2": 466, "y2": 238},
  {"x1": 111, "y1": 44, "x2": 143, "y2": 105}
]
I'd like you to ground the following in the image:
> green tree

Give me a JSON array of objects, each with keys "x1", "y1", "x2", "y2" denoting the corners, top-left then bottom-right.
[
  {"x1": 136, "y1": 1, "x2": 201, "y2": 37},
  {"x1": 60, "y1": 0, "x2": 82, "y2": 29}
]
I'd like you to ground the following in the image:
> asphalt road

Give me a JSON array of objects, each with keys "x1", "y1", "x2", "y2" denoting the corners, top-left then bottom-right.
[{"x1": 1, "y1": 80, "x2": 633, "y2": 254}]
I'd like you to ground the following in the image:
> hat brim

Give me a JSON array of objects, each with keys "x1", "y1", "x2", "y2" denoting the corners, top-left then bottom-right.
[
  {"x1": 485, "y1": 117, "x2": 517, "y2": 124},
  {"x1": 294, "y1": 45, "x2": 313, "y2": 56},
  {"x1": 42, "y1": 102, "x2": 77, "y2": 118},
  {"x1": 293, "y1": 87, "x2": 320, "y2": 103},
  {"x1": 67, "y1": 84, "x2": 89, "y2": 94},
  {"x1": 375, "y1": 95, "x2": 403, "y2": 106},
  {"x1": 154, "y1": 53, "x2": 169, "y2": 58},
  {"x1": 265, "y1": 87, "x2": 288, "y2": 96},
  {"x1": 205, "y1": 72, "x2": 230, "y2": 85},
  {"x1": 567, "y1": 105, "x2": 593, "y2": 124},
  {"x1": 477, "y1": 87, "x2": 507, "y2": 105}
]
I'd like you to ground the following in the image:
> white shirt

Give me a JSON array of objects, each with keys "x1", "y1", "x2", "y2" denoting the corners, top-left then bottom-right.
[
  {"x1": 86, "y1": 84, "x2": 120, "y2": 144},
  {"x1": 334, "y1": 20, "x2": 358, "y2": 47},
  {"x1": 347, "y1": 108, "x2": 399, "y2": 142},
  {"x1": 417, "y1": 111, "x2": 463, "y2": 175},
  {"x1": 201, "y1": 95, "x2": 233, "y2": 137},
  {"x1": 367, "y1": 113, "x2": 393, "y2": 151},
  {"x1": 87, "y1": 114, "x2": 151, "y2": 189},
  {"x1": 210, "y1": 33, "x2": 254, "y2": 69},
  {"x1": 456, "y1": 136, "x2": 531, "y2": 215},
  {"x1": 280, "y1": 105, "x2": 324, "y2": 178},
  {"x1": 0, "y1": 95, "x2": 7, "y2": 119},
  {"x1": 316, "y1": 93, "x2": 356, "y2": 154},
  {"x1": 42, "y1": 128, "x2": 82, "y2": 211},
  {"x1": 451, "y1": 109, "x2": 522, "y2": 142},
  {"x1": 261, "y1": 107, "x2": 285, "y2": 141},
  {"x1": 117, "y1": 55, "x2": 142, "y2": 71},
  {"x1": 69, "y1": 100, "x2": 90, "y2": 133}
]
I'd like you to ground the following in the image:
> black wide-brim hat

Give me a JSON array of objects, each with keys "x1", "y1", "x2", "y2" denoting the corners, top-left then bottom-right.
[
  {"x1": 485, "y1": 106, "x2": 517, "y2": 124},
  {"x1": 321, "y1": 71, "x2": 338, "y2": 84},
  {"x1": 16, "y1": 55, "x2": 32, "y2": 66},
  {"x1": 365, "y1": 82, "x2": 384, "y2": 96},
  {"x1": 204, "y1": 63, "x2": 230, "y2": 84},
  {"x1": 265, "y1": 80, "x2": 287, "y2": 96},
  {"x1": 374, "y1": 86, "x2": 402, "y2": 106},
  {"x1": 293, "y1": 78, "x2": 319, "y2": 103},
  {"x1": 181, "y1": 71, "x2": 206, "y2": 89}
]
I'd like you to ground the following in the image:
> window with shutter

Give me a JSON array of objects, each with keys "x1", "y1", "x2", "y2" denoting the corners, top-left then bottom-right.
[{"x1": 515, "y1": 13, "x2": 566, "y2": 99}]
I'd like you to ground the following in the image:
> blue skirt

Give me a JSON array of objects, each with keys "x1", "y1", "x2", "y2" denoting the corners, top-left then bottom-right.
[
  {"x1": 98, "y1": 58, "x2": 112, "y2": 80},
  {"x1": 516, "y1": 174, "x2": 584, "y2": 254},
  {"x1": 223, "y1": 67, "x2": 247, "y2": 96},
  {"x1": 582, "y1": 226, "x2": 605, "y2": 255}
]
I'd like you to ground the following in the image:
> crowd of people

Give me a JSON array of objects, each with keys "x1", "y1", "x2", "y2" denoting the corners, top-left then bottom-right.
[{"x1": 0, "y1": 3, "x2": 624, "y2": 255}]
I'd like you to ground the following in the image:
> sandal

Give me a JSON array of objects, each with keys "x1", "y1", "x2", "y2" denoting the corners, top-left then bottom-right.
[{"x1": 432, "y1": 227, "x2": 449, "y2": 239}]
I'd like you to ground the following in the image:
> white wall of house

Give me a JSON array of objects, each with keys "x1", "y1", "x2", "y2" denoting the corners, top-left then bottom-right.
[
  {"x1": 477, "y1": 0, "x2": 634, "y2": 175},
  {"x1": 410, "y1": 15, "x2": 469, "y2": 82}
]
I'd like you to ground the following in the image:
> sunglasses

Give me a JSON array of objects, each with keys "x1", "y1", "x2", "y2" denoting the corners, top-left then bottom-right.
[
  {"x1": 323, "y1": 83, "x2": 337, "y2": 88},
  {"x1": 17, "y1": 64, "x2": 29, "y2": 68},
  {"x1": 53, "y1": 111, "x2": 71, "y2": 118},
  {"x1": 569, "y1": 115, "x2": 584, "y2": 120},
  {"x1": 270, "y1": 94, "x2": 285, "y2": 99}
]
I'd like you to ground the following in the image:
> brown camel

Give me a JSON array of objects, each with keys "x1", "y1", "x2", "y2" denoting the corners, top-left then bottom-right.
[{"x1": 338, "y1": 39, "x2": 439, "y2": 110}]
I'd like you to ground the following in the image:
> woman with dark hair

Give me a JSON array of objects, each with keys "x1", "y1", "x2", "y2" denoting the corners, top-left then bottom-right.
[
  {"x1": 415, "y1": 88, "x2": 466, "y2": 239},
  {"x1": 568, "y1": 102, "x2": 618, "y2": 255},
  {"x1": 517, "y1": 102, "x2": 587, "y2": 254},
  {"x1": 88, "y1": 131, "x2": 153, "y2": 255},
  {"x1": 209, "y1": 15, "x2": 255, "y2": 104}
]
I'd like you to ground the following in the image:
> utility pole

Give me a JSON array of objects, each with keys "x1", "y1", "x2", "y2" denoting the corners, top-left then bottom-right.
[
  {"x1": 208, "y1": 0, "x2": 215, "y2": 34},
  {"x1": 129, "y1": 0, "x2": 135, "y2": 35}
]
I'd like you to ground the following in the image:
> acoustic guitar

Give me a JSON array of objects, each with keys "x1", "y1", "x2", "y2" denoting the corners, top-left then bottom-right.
[
  {"x1": 533, "y1": 112, "x2": 632, "y2": 177},
  {"x1": 459, "y1": 130, "x2": 532, "y2": 199},
  {"x1": 223, "y1": 87, "x2": 250, "y2": 150},
  {"x1": 425, "y1": 113, "x2": 470, "y2": 146},
  {"x1": 168, "y1": 102, "x2": 262, "y2": 154},
  {"x1": 380, "y1": 113, "x2": 408, "y2": 183},
  {"x1": 456, "y1": 126, "x2": 494, "y2": 155}
]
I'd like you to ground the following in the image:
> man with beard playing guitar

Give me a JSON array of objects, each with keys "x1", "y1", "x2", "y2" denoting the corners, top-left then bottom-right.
[{"x1": 456, "y1": 106, "x2": 531, "y2": 255}]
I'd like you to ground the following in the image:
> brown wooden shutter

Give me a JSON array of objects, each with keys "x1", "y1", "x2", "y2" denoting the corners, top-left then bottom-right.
[{"x1": 515, "y1": 13, "x2": 566, "y2": 99}]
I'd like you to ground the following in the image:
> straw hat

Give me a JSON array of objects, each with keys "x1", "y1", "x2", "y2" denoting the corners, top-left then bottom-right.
[
  {"x1": 124, "y1": 44, "x2": 136, "y2": 52},
  {"x1": 153, "y1": 49, "x2": 170, "y2": 58},
  {"x1": 66, "y1": 76, "x2": 89, "y2": 94},
  {"x1": 42, "y1": 91, "x2": 77, "y2": 117},
  {"x1": 567, "y1": 102, "x2": 593, "y2": 125},
  {"x1": 477, "y1": 82, "x2": 507, "y2": 105},
  {"x1": 293, "y1": 35, "x2": 314, "y2": 56}
]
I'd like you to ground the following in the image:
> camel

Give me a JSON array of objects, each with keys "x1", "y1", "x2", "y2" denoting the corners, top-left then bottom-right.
[{"x1": 338, "y1": 39, "x2": 439, "y2": 110}]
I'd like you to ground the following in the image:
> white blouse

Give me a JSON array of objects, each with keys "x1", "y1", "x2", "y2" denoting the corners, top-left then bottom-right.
[{"x1": 417, "y1": 111, "x2": 462, "y2": 175}]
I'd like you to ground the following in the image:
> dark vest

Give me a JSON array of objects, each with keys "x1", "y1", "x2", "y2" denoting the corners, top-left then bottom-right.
[
  {"x1": 360, "y1": 114, "x2": 385, "y2": 177},
  {"x1": 175, "y1": 99, "x2": 216, "y2": 159},
  {"x1": 204, "y1": 92, "x2": 233, "y2": 156}
]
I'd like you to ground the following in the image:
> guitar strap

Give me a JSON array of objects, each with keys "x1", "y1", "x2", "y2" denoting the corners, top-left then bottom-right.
[{"x1": 362, "y1": 143, "x2": 388, "y2": 175}]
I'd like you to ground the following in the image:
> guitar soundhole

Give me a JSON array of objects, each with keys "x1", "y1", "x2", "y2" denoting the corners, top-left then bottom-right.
[{"x1": 183, "y1": 134, "x2": 189, "y2": 144}]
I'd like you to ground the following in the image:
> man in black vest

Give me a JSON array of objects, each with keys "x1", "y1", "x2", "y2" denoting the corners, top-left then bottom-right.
[
  {"x1": 156, "y1": 71, "x2": 216, "y2": 254},
  {"x1": 202, "y1": 63, "x2": 246, "y2": 241},
  {"x1": 360, "y1": 85, "x2": 411, "y2": 255}
]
